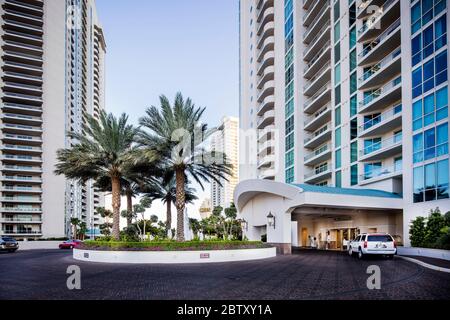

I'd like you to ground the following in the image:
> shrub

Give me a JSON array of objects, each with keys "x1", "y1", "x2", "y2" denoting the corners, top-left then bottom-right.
[
  {"x1": 410, "y1": 216, "x2": 426, "y2": 247},
  {"x1": 410, "y1": 208, "x2": 450, "y2": 249}
]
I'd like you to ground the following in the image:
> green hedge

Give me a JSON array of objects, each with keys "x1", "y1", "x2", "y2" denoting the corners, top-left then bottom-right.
[{"x1": 81, "y1": 240, "x2": 268, "y2": 251}]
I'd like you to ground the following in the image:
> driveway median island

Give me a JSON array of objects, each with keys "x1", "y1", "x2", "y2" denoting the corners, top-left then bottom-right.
[{"x1": 74, "y1": 241, "x2": 277, "y2": 264}]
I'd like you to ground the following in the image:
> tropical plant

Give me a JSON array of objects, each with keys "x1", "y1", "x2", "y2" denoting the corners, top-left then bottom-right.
[
  {"x1": 409, "y1": 216, "x2": 426, "y2": 247},
  {"x1": 143, "y1": 176, "x2": 198, "y2": 231},
  {"x1": 424, "y1": 208, "x2": 446, "y2": 246},
  {"x1": 410, "y1": 208, "x2": 450, "y2": 249},
  {"x1": 55, "y1": 111, "x2": 142, "y2": 240},
  {"x1": 138, "y1": 92, "x2": 232, "y2": 241},
  {"x1": 70, "y1": 218, "x2": 81, "y2": 240}
]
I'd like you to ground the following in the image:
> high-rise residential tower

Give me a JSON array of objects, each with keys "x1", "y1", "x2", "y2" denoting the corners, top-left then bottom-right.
[
  {"x1": 0, "y1": 0, "x2": 106, "y2": 239},
  {"x1": 210, "y1": 116, "x2": 239, "y2": 209},
  {"x1": 238, "y1": 0, "x2": 449, "y2": 248}
]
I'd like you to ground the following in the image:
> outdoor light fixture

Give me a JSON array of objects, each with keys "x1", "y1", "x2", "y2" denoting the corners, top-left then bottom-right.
[
  {"x1": 267, "y1": 212, "x2": 275, "y2": 229},
  {"x1": 240, "y1": 219, "x2": 248, "y2": 231}
]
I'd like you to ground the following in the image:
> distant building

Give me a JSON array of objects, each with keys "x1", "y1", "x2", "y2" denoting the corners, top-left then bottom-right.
[
  {"x1": 199, "y1": 198, "x2": 212, "y2": 220},
  {"x1": 210, "y1": 116, "x2": 239, "y2": 209}
]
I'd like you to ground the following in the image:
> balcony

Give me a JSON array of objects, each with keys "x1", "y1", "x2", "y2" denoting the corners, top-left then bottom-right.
[
  {"x1": 256, "y1": 35, "x2": 274, "y2": 62},
  {"x1": 3, "y1": 60, "x2": 43, "y2": 73},
  {"x1": 5, "y1": 0, "x2": 44, "y2": 14},
  {"x1": 304, "y1": 164, "x2": 332, "y2": 184},
  {"x1": 3, "y1": 81, "x2": 42, "y2": 94},
  {"x1": 4, "y1": 49, "x2": 43, "y2": 63},
  {"x1": 258, "y1": 169, "x2": 276, "y2": 180},
  {"x1": 303, "y1": 6, "x2": 330, "y2": 44},
  {"x1": 359, "y1": 76, "x2": 401, "y2": 113},
  {"x1": 1, "y1": 230, "x2": 42, "y2": 236},
  {"x1": 303, "y1": 40, "x2": 331, "y2": 79},
  {"x1": 359, "y1": 103, "x2": 402, "y2": 138},
  {"x1": 303, "y1": 62, "x2": 331, "y2": 97},
  {"x1": 1, "y1": 123, "x2": 42, "y2": 134},
  {"x1": 303, "y1": 0, "x2": 330, "y2": 27},
  {"x1": 2, "y1": 91, "x2": 42, "y2": 103},
  {"x1": 1, "y1": 176, "x2": 42, "y2": 183},
  {"x1": 304, "y1": 82, "x2": 332, "y2": 114},
  {"x1": 303, "y1": 0, "x2": 315, "y2": 10},
  {"x1": 257, "y1": 154, "x2": 275, "y2": 169},
  {"x1": 303, "y1": 24, "x2": 331, "y2": 61},
  {"x1": 3, "y1": 18, "x2": 43, "y2": 33},
  {"x1": 1, "y1": 144, "x2": 42, "y2": 154},
  {"x1": 257, "y1": 51, "x2": 274, "y2": 76},
  {"x1": 304, "y1": 125, "x2": 332, "y2": 149},
  {"x1": 257, "y1": 110, "x2": 275, "y2": 129},
  {"x1": 358, "y1": 0, "x2": 400, "y2": 42},
  {"x1": 258, "y1": 138, "x2": 274, "y2": 157},
  {"x1": 257, "y1": 80, "x2": 274, "y2": 103},
  {"x1": 304, "y1": 103, "x2": 332, "y2": 132},
  {"x1": 257, "y1": 66, "x2": 274, "y2": 90},
  {"x1": 1, "y1": 196, "x2": 42, "y2": 203},
  {"x1": 359, "y1": 134, "x2": 403, "y2": 162},
  {"x1": 258, "y1": 125, "x2": 275, "y2": 142},
  {"x1": 3, "y1": 8, "x2": 43, "y2": 25},
  {"x1": 357, "y1": 0, "x2": 386, "y2": 19},
  {"x1": 2, "y1": 134, "x2": 42, "y2": 145},
  {"x1": 304, "y1": 144, "x2": 332, "y2": 166},
  {"x1": 359, "y1": 164, "x2": 402, "y2": 186},
  {"x1": 0, "y1": 186, "x2": 42, "y2": 193},
  {"x1": 358, "y1": 47, "x2": 401, "y2": 90},
  {"x1": 256, "y1": 21, "x2": 274, "y2": 48},
  {"x1": 2, "y1": 164, "x2": 42, "y2": 173},
  {"x1": 0, "y1": 207, "x2": 42, "y2": 213},
  {"x1": 257, "y1": 94, "x2": 275, "y2": 116},
  {"x1": 358, "y1": 18, "x2": 401, "y2": 67},
  {"x1": 256, "y1": 6, "x2": 274, "y2": 32},
  {"x1": 3, "y1": 71, "x2": 43, "y2": 84},
  {"x1": 0, "y1": 218, "x2": 42, "y2": 224}
]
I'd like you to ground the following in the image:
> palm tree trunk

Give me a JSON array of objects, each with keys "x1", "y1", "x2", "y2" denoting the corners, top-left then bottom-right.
[
  {"x1": 175, "y1": 168, "x2": 186, "y2": 242},
  {"x1": 126, "y1": 187, "x2": 133, "y2": 228},
  {"x1": 166, "y1": 199, "x2": 172, "y2": 229},
  {"x1": 111, "y1": 176, "x2": 121, "y2": 240}
]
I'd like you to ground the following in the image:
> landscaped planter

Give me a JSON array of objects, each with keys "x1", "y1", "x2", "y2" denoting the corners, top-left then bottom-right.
[{"x1": 73, "y1": 246, "x2": 277, "y2": 264}]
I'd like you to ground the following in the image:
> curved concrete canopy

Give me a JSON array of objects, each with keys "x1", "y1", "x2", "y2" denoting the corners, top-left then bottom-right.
[{"x1": 234, "y1": 179, "x2": 302, "y2": 212}]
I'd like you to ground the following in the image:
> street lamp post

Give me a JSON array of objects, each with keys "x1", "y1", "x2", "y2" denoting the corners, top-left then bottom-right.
[{"x1": 267, "y1": 212, "x2": 275, "y2": 229}]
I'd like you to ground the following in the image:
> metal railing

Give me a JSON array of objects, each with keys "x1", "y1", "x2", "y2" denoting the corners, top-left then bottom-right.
[
  {"x1": 304, "y1": 144, "x2": 332, "y2": 162},
  {"x1": 359, "y1": 103, "x2": 402, "y2": 133},
  {"x1": 304, "y1": 82, "x2": 331, "y2": 109},
  {"x1": 360, "y1": 133, "x2": 402, "y2": 157},
  {"x1": 359, "y1": 47, "x2": 401, "y2": 83},
  {"x1": 304, "y1": 40, "x2": 331, "y2": 73},
  {"x1": 304, "y1": 103, "x2": 331, "y2": 126},
  {"x1": 360, "y1": 164, "x2": 402, "y2": 182},
  {"x1": 358, "y1": 0, "x2": 397, "y2": 36},
  {"x1": 359, "y1": 76, "x2": 401, "y2": 108},
  {"x1": 304, "y1": 23, "x2": 331, "y2": 56},
  {"x1": 304, "y1": 62, "x2": 331, "y2": 91},
  {"x1": 359, "y1": 18, "x2": 401, "y2": 59}
]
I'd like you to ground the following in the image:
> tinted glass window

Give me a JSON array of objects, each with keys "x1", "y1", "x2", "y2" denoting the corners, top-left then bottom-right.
[{"x1": 367, "y1": 235, "x2": 393, "y2": 242}]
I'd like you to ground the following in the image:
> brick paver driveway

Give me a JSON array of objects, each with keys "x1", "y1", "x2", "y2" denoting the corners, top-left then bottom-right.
[{"x1": 0, "y1": 249, "x2": 449, "y2": 300}]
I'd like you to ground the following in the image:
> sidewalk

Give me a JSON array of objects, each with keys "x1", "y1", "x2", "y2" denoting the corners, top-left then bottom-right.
[{"x1": 402, "y1": 255, "x2": 450, "y2": 269}]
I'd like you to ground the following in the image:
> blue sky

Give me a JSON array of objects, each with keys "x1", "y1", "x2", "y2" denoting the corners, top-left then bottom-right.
[
  {"x1": 96, "y1": 0, "x2": 240, "y2": 126},
  {"x1": 96, "y1": 0, "x2": 240, "y2": 222}
]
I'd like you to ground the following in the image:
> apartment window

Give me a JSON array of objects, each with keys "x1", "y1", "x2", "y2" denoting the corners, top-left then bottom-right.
[
  {"x1": 412, "y1": 50, "x2": 448, "y2": 99},
  {"x1": 285, "y1": 48, "x2": 294, "y2": 68},
  {"x1": 286, "y1": 116, "x2": 294, "y2": 134},
  {"x1": 335, "y1": 171, "x2": 342, "y2": 188},
  {"x1": 411, "y1": 0, "x2": 447, "y2": 35},
  {"x1": 364, "y1": 138, "x2": 381, "y2": 155},
  {"x1": 351, "y1": 165, "x2": 358, "y2": 186},
  {"x1": 286, "y1": 133, "x2": 294, "y2": 151},
  {"x1": 334, "y1": 0, "x2": 340, "y2": 22},
  {"x1": 286, "y1": 65, "x2": 294, "y2": 84},
  {"x1": 395, "y1": 156, "x2": 403, "y2": 172},
  {"x1": 350, "y1": 95, "x2": 357, "y2": 117},
  {"x1": 285, "y1": 32, "x2": 294, "y2": 50},
  {"x1": 335, "y1": 127, "x2": 341, "y2": 148},
  {"x1": 413, "y1": 123, "x2": 449, "y2": 162},
  {"x1": 286, "y1": 167, "x2": 294, "y2": 184},
  {"x1": 285, "y1": 150, "x2": 294, "y2": 168},
  {"x1": 350, "y1": 49, "x2": 357, "y2": 72},
  {"x1": 350, "y1": 118, "x2": 358, "y2": 140},
  {"x1": 285, "y1": 81, "x2": 294, "y2": 102},
  {"x1": 350, "y1": 72, "x2": 357, "y2": 95},
  {"x1": 335, "y1": 149, "x2": 342, "y2": 169},
  {"x1": 335, "y1": 85, "x2": 341, "y2": 106},
  {"x1": 334, "y1": 43, "x2": 341, "y2": 62},
  {"x1": 335, "y1": 106, "x2": 341, "y2": 126},
  {"x1": 364, "y1": 162, "x2": 382, "y2": 180},
  {"x1": 414, "y1": 159, "x2": 450, "y2": 202},
  {"x1": 285, "y1": 98, "x2": 294, "y2": 117},
  {"x1": 335, "y1": 64, "x2": 341, "y2": 84},
  {"x1": 349, "y1": 3, "x2": 356, "y2": 26},
  {"x1": 351, "y1": 141, "x2": 358, "y2": 163},
  {"x1": 349, "y1": 27, "x2": 356, "y2": 49},
  {"x1": 334, "y1": 22, "x2": 340, "y2": 44}
]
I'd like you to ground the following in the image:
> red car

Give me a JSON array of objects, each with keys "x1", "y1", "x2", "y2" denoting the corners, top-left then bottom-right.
[{"x1": 59, "y1": 240, "x2": 83, "y2": 250}]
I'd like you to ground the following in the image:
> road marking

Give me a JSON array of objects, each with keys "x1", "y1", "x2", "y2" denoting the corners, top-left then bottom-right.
[{"x1": 397, "y1": 256, "x2": 450, "y2": 273}]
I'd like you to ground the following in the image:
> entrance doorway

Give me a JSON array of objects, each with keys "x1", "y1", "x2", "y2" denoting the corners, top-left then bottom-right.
[
  {"x1": 331, "y1": 228, "x2": 358, "y2": 250},
  {"x1": 301, "y1": 228, "x2": 308, "y2": 247}
]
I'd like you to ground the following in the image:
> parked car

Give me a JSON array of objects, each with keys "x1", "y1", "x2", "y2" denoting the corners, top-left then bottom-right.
[
  {"x1": 59, "y1": 240, "x2": 82, "y2": 250},
  {"x1": 348, "y1": 233, "x2": 397, "y2": 259},
  {"x1": 0, "y1": 236, "x2": 19, "y2": 253}
]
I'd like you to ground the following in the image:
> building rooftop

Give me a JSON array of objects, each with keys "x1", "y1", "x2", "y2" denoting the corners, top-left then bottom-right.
[{"x1": 293, "y1": 184, "x2": 403, "y2": 199}]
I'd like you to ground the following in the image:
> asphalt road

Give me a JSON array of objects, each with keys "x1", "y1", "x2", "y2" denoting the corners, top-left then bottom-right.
[{"x1": 0, "y1": 249, "x2": 449, "y2": 300}]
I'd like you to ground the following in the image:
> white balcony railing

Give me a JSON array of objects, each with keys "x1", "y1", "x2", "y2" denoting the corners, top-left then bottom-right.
[
  {"x1": 359, "y1": 18, "x2": 401, "y2": 59},
  {"x1": 359, "y1": 76, "x2": 401, "y2": 109},
  {"x1": 358, "y1": 103, "x2": 402, "y2": 134},
  {"x1": 359, "y1": 47, "x2": 401, "y2": 83},
  {"x1": 360, "y1": 133, "x2": 402, "y2": 157}
]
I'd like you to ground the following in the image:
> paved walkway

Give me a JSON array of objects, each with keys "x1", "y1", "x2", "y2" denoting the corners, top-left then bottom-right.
[{"x1": 1, "y1": 249, "x2": 449, "y2": 300}]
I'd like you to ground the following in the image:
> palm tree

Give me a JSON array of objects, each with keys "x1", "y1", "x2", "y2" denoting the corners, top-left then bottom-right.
[
  {"x1": 143, "y1": 176, "x2": 198, "y2": 231},
  {"x1": 70, "y1": 217, "x2": 81, "y2": 240},
  {"x1": 55, "y1": 111, "x2": 142, "y2": 240},
  {"x1": 139, "y1": 92, "x2": 232, "y2": 241}
]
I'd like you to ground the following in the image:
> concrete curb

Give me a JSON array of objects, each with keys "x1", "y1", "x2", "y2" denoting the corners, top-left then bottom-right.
[{"x1": 397, "y1": 256, "x2": 450, "y2": 273}]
